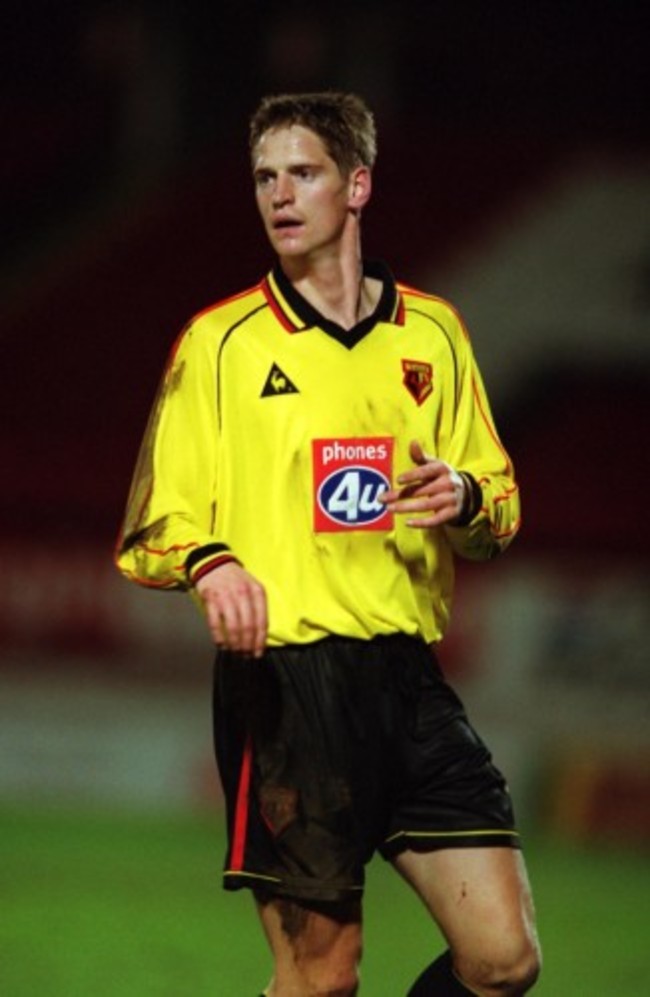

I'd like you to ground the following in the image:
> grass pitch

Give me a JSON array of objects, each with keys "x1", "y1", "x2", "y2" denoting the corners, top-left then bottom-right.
[{"x1": 1, "y1": 805, "x2": 648, "y2": 995}]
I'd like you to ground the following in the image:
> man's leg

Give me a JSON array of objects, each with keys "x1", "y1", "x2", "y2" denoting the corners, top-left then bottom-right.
[
  {"x1": 407, "y1": 949, "x2": 481, "y2": 995},
  {"x1": 255, "y1": 891, "x2": 363, "y2": 997},
  {"x1": 394, "y1": 847, "x2": 540, "y2": 996}
]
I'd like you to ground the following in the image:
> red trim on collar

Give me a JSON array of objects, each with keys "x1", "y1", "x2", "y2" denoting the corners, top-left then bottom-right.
[{"x1": 261, "y1": 276, "x2": 299, "y2": 332}]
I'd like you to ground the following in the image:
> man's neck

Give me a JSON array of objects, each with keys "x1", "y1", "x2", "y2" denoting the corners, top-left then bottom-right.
[{"x1": 280, "y1": 243, "x2": 381, "y2": 331}]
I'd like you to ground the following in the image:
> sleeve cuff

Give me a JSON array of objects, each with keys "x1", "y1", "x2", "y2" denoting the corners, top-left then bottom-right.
[
  {"x1": 454, "y1": 472, "x2": 483, "y2": 526},
  {"x1": 185, "y1": 543, "x2": 242, "y2": 586}
]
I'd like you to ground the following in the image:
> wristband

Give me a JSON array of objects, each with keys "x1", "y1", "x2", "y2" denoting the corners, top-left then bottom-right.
[{"x1": 455, "y1": 472, "x2": 482, "y2": 525}]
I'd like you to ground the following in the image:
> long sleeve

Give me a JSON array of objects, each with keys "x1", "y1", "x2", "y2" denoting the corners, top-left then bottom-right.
[
  {"x1": 115, "y1": 321, "x2": 234, "y2": 589},
  {"x1": 441, "y1": 313, "x2": 521, "y2": 561}
]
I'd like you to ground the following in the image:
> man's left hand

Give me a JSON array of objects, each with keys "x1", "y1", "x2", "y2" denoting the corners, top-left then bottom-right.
[{"x1": 380, "y1": 440, "x2": 466, "y2": 528}]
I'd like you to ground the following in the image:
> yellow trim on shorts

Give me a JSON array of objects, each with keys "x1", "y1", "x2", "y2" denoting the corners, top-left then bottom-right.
[
  {"x1": 384, "y1": 828, "x2": 520, "y2": 844},
  {"x1": 224, "y1": 869, "x2": 365, "y2": 893},
  {"x1": 223, "y1": 870, "x2": 282, "y2": 884}
]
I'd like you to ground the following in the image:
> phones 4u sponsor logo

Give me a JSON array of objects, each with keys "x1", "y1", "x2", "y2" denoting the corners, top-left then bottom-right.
[{"x1": 312, "y1": 437, "x2": 394, "y2": 532}]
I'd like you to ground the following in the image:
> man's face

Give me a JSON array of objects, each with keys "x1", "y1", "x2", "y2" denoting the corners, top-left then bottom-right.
[{"x1": 252, "y1": 124, "x2": 358, "y2": 261}]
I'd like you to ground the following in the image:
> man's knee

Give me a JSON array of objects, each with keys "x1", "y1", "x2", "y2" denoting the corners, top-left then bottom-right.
[
  {"x1": 267, "y1": 975, "x2": 358, "y2": 997},
  {"x1": 456, "y1": 934, "x2": 541, "y2": 995},
  {"x1": 307, "y1": 968, "x2": 360, "y2": 997},
  {"x1": 266, "y1": 960, "x2": 359, "y2": 997},
  {"x1": 300, "y1": 937, "x2": 361, "y2": 996},
  {"x1": 257, "y1": 890, "x2": 362, "y2": 996},
  {"x1": 296, "y1": 907, "x2": 361, "y2": 995}
]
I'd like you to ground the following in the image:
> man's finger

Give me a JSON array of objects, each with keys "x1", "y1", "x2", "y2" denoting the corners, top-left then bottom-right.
[
  {"x1": 408, "y1": 439, "x2": 431, "y2": 465},
  {"x1": 204, "y1": 596, "x2": 228, "y2": 647},
  {"x1": 251, "y1": 584, "x2": 268, "y2": 658},
  {"x1": 232, "y1": 580, "x2": 268, "y2": 656}
]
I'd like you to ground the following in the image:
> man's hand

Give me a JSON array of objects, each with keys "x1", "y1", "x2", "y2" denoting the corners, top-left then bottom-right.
[
  {"x1": 381, "y1": 440, "x2": 466, "y2": 528},
  {"x1": 195, "y1": 561, "x2": 268, "y2": 657}
]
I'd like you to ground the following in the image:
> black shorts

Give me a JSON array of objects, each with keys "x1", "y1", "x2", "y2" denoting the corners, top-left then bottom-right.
[{"x1": 213, "y1": 633, "x2": 519, "y2": 902}]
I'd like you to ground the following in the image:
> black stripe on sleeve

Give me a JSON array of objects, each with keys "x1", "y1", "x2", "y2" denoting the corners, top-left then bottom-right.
[{"x1": 185, "y1": 543, "x2": 232, "y2": 576}]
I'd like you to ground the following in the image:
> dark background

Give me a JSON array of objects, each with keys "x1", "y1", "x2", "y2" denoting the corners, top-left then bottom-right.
[
  {"x1": 0, "y1": 0, "x2": 648, "y2": 904},
  {"x1": 3, "y1": 0, "x2": 648, "y2": 552},
  {"x1": 1, "y1": 15, "x2": 649, "y2": 993}
]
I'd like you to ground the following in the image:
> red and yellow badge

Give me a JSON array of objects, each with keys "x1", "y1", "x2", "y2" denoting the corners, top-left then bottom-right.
[{"x1": 402, "y1": 359, "x2": 433, "y2": 406}]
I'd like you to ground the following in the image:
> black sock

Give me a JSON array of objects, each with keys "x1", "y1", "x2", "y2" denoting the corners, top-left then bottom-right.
[{"x1": 407, "y1": 950, "x2": 477, "y2": 995}]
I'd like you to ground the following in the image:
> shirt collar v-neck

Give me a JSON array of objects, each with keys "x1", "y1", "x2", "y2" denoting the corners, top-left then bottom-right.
[{"x1": 262, "y1": 260, "x2": 405, "y2": 348}]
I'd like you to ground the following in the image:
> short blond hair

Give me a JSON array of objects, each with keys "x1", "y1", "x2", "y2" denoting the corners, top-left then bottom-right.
[{"x1": 249, "y1": 91, "x2": 377, "y2": 175}]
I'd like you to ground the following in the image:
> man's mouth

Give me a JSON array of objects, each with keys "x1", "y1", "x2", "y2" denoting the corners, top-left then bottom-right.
[{"x1": 272, "y1": 217, "x2": 303, "y2": 230}]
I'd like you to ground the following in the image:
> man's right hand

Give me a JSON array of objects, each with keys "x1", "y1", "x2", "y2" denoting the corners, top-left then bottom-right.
[{"x1": 195, "y1": 561, "x2": 268, "y2": 657}]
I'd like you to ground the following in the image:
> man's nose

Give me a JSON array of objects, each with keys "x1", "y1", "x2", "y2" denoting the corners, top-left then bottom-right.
[{"x1": 272, "y1": 174, "x2": 294, "y2": 207}]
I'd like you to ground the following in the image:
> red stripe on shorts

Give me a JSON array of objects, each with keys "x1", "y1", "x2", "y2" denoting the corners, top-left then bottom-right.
[{"x1": 230, "y1": 734, "x2": 253, "y2": 871}]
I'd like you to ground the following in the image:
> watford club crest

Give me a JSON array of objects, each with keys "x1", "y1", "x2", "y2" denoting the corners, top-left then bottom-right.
[{"x1": 402, "y1": 359, "x2": 433, "y2": 405}]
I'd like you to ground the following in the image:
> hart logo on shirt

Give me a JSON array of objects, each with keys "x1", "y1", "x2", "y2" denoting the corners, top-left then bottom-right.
[{"x1": 312, "y1": 437, "x2": 394, "y2": 531}]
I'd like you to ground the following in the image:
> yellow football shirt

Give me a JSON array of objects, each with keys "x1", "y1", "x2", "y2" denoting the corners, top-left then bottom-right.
[{"x1": 115, "y1": 262, "x2": 520, "y2": 645}]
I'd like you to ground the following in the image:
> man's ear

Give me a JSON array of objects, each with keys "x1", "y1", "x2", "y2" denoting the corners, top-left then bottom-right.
[{"x1": 348, "y1": 166, "x2": 372, "y2": 211}]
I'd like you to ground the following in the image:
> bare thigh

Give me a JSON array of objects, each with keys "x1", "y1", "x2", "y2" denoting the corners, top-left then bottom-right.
[
  {"x1": 255, "y1": 891, "x2": 363, "y2": 997},
  {"x1": 393, "y1": 848, "x2": 539, "y2": 975}
]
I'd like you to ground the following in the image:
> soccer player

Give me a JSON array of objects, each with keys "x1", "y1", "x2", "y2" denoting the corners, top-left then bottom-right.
[{"x1": 116, "y1": 92, "x2": 541, "y2": 995}]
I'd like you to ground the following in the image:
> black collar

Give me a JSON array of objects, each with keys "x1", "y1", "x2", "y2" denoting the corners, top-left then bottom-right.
[{"x1": 264, "y1": 260, "x2": 404, "y2": 348}]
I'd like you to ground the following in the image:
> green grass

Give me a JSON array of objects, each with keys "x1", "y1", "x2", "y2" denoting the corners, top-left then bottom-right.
[{"x1": 1, "y1": 805, "x2": 648, "y2": 995}]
